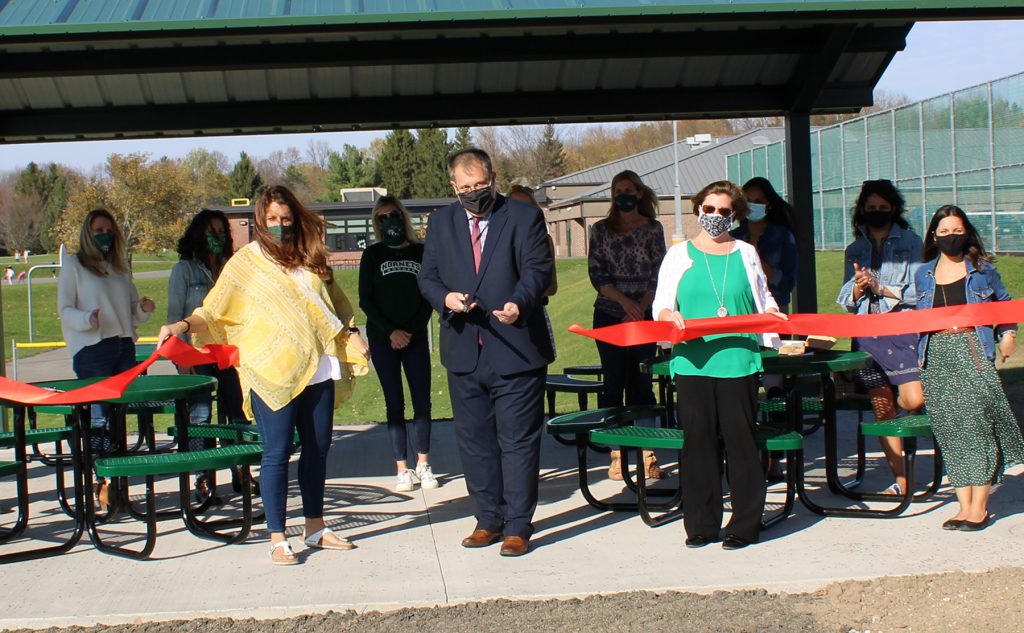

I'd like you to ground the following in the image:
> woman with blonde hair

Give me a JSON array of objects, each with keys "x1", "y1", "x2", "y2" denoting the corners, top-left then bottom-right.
[
  {"x1": 58, "y1": 208, "x2": 156, "y2": 508},
  {"x1": 159, "y1": 185, "x2": 369, "y2": 565},
  {"x1": 588, "y1": 170, "x2": 666, "y2": 480},
  {"x1": 359, "y1": 195, "x2": 438, "y2": 492}
]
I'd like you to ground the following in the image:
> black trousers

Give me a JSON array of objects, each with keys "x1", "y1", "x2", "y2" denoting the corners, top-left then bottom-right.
[
  {"x1": 675, "y1": 374, "x2": 766, "y2": 542},
  {"x1": 448, "y1": 356, "x2": 546, "y2": 538},
  {"x1": 593, "y1": 308, "x2": 657, "y2": 409}
]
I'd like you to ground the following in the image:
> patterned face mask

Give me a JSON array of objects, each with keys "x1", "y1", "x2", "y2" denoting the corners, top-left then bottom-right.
[{"x1": 698, "y1": 211, "x2": 733, "y2": 238}]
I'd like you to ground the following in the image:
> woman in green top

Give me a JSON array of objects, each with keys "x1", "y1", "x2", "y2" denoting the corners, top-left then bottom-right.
[
  {"x1": 652, "y1": 180, "x2": 787, "y2": 551},
  {"x1": 358, "y1": 196, "x2": 438, "y2": 493}
]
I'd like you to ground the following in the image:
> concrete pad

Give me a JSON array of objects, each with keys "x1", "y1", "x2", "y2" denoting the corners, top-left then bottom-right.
[{"x1": 1, "y1": 384, "x2": 1023, "y2": 629}]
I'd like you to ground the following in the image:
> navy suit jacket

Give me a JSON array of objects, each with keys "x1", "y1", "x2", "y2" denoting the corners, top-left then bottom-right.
[{"x1": 418, "y1": 195, "x2": 554, "y2": 375}]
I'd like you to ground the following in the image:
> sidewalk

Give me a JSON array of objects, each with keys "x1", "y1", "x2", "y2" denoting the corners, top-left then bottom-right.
[{"x1": 1, "y1": 354, "x2": 1023, "y2": 629}]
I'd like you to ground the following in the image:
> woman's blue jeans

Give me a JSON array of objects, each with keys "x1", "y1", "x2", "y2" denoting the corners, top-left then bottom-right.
[
  {"x1": 72, "y1": 336, "x2": 136, "y2": 456},
  {"x1": 368, "y1": 334, "x2": 432, "y2": 463},
  {"x1": 251, "y1": 379, "x2": 334, "y2": 534}
]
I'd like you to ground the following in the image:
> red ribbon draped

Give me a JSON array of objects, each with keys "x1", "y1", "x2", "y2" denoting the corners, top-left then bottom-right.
[
  {"x1": 569, "y1": 300, "x2": 1024, "y2": 347},
  {"x1": 0, "y1": 337, "x2": 238, "y2": 406}
]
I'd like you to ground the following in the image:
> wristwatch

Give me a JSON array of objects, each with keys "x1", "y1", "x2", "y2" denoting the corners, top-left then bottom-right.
[{"x1": 347, "y1": 327, "x2": 361, "y2": 334}]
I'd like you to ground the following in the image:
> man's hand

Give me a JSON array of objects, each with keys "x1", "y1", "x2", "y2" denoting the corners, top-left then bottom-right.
[
  {"x1": 390, "y1": 329, "x2": 412, "y2": 350},
  {"x1": 492, "y1": 302, "x2": 520, "y2": 325},
  {"x1": 445, "y1": 291, "x2": 477, "y2": 313}
]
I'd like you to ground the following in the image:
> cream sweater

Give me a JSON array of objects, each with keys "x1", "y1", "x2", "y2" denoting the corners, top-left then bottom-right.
[{"x1": 57, "y1": 254, "x2": 151, "y2": 358}]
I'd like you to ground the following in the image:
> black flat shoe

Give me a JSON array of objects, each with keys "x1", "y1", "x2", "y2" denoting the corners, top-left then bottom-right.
[
  {"x1": 685, "y1": 535, "x2": 716, "y2": 549},
  {"x1": 957, "y1": 514, "x2": 991, "y2": 532},
  {"x1": 941, "y1": 518, "x2": 965, "y2": 531},
  {"x1": 722, "y1": 534, "x2": 754, "y2": 550}
]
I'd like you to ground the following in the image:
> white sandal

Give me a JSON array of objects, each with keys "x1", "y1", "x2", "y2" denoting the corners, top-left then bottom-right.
[
  {"x1": 304, "y1": 526, "x2": 355, "y2": 551},
  {"x1": 269, "y1": 540, "x2": 299, "y2": 566}
]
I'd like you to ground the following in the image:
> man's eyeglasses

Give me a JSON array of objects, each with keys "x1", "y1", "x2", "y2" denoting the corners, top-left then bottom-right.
[
  {"x1": 699, "y1": 204, "x2": 733, "y2": 216},
  {"x1": 452, "y1": 182, "x2": 491, "y2": 195}
]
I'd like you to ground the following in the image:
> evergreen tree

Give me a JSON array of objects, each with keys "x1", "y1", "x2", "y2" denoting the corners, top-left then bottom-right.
[
  {"x1": 319, "y1": 145, "x2": 377, "y2": 201},
  {"x1": 15, "y1": 162, "x2": 70, "y2": 252},
  {"x1": 453, "y1": 127, "x2": 473, "y2": 151},
  {"x1": 376, "y1": 130, "x2": 416, "y2": 199},
  {"x1": 225, "y1": 152, "x2": 264, "y2": 202},
  {"x1": 412, "y1": 128, "x2": 452, "y2": 198},
  {"x1": 537, "y1": 123, "x2": 568, "y2": 182}
]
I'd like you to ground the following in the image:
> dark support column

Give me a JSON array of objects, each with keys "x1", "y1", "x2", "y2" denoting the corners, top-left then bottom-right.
[{"x1": 786, "y1": 112, "x2": 818, "y2": 314}]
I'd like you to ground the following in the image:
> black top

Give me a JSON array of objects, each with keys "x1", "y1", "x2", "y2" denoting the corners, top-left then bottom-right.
[
  {"x1": 358, "y1": 242, "x2": 433, "y2": 343},
  {"x1": 934, "y1": 279, "x2": 967, "y2": 308}
]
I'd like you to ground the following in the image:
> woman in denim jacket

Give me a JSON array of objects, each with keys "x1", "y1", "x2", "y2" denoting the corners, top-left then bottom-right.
[
  {"x1": 167, "y1": 209, "x2": 247, "y2": 502},
  {"x1": 914, "y1": 205, "x2": 1022, "y2": 532},
  {"x1": 836, "y1": 180, "x2": 925, "y2": 496}
]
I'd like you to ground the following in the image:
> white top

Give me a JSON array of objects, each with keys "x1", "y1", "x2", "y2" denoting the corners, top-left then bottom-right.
[
  {"x1": 652, "y1": 239, "x2": 782, "y2": 349},
  {"x1": 57, "y1": 254, "x2": 152, "y2": 358}
]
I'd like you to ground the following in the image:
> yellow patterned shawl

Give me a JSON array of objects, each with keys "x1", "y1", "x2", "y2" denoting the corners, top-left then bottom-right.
[{"x1": 192, "y1": 242, "x2": 368, "y2": 418}]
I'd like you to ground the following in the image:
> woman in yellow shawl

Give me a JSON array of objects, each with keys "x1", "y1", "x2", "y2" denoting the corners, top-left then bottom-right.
[{"x1": 159, "y1": 185, "x2": 369, "y2": 566}]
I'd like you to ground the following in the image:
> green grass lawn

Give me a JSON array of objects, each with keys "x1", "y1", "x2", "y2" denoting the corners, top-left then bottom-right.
[{"x1": 6, "y1": 252, "x2": 1024, "y2": 426}]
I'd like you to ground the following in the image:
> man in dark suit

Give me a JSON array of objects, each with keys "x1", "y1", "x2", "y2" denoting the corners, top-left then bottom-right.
[{"x1": 418, "y1": 148, "x2": 554, "y2": 557}]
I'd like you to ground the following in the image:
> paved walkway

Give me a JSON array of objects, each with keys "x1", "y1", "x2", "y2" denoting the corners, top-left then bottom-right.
[{"x1": 2, "y1": 351, "x2": 1023, "y2": 629}]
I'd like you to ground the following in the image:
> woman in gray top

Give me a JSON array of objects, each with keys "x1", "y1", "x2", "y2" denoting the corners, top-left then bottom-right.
[{"x1": 167, "y1": 209, "x2": 247, "y2": 503}]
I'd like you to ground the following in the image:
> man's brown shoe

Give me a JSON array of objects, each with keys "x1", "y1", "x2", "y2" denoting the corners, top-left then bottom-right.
[
  {"x1": 461, "y1": 529, "x2": 503, "y2": 548},
  {"x1": 499, "y1": 535, "x2": 529, "y2": 557}
]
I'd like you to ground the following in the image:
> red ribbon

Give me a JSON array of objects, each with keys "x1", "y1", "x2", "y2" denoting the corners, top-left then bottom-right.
[
  {"x1": 569, "y1": 300, "x2": 1024, "y2": 347},
  {"x1": 0, "y1": 337, "x2": 238, "y2": 406}
]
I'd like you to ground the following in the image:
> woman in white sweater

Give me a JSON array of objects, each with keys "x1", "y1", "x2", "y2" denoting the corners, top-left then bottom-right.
[{"x1": 58, "y1": 208, "x2": 155, "y2": 508}]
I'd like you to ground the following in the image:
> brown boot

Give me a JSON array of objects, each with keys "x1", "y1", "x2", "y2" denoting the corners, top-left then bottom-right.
[
  {"x1": 608, "y1": 450, "x2": 624, "y2": 481},
  {"x1": 643, "y1": 450, "x2": 666, "y2": 479}
]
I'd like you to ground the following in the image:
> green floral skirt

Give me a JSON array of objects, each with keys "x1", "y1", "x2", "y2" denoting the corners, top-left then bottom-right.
[{"x1": 921, "y1": 331, "x2": 1024, "y2": 487}]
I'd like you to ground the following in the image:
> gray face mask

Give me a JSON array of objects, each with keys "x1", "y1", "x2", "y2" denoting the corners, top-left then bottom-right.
[{"x1": 698, "y1": 211, "x2": 733, "y2": 238}]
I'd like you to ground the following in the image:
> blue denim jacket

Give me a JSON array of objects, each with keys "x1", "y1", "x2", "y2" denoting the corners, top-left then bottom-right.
[
  {"x1": 167, "y1": 258, "x2": 217, "y2": 343},
  {"x1": 914, "y1": 257, "x2": 1017, "y2": 365},
  {"x1": 730, "y1": 221, "x2": 798, "y2": 310},
  {"x1": 837, "y1": 223, "x2": 923, "y2": 315}
]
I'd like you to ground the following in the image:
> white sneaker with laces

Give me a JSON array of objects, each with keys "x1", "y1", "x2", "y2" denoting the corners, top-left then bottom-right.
[
  {"x1": 395, "y1": 469, "x2": 416, "y2": 492},
  {"x1": 416, "y1": 463, "x2": 440, "y2": 489}
]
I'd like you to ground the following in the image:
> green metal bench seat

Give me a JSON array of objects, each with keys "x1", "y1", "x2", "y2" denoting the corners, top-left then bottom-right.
[
  {"x1": 588, "y1": 425, "x2": 803, "y2": 529},
  {"x1": 545, "y1": 374, "x2": 604, "y2": 418},
  {"x1": 166, "y1": 423, "x2": 263, "y2": 444},
  {"x1": 0, "y1": 426, "x2": 72, "y2": 448},
  {"x1": 0, "y1": 461, "x2": 21, "y2": 477},
  {"x1": 796, "y1": 414, "x2": 942, "y2": 519},
  {"x1": 758, "y1": 396, "x2": 824, "y2": 414},
  {"x1": 88, "y1": 443, "x2": 263, "y2": 560},
  {"x1": 546, "y1": 405, "x2": 678, "y2": 519},
  {"x1": 94, "y1": 444, "x2": 262, "y2": 478}
]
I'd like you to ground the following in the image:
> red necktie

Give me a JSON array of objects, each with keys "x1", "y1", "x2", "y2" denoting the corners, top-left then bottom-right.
[{"x1": 471, "y1": 217, "x2": 482, "y2": 272}]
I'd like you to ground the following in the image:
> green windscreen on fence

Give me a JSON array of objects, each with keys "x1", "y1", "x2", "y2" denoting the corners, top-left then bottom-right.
[{"x1": 727, "y1": 70, "x2": 1024, "y2": 252}]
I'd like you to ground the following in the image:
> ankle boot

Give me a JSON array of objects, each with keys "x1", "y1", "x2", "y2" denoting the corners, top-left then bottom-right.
[
  {"x1": 643, "y1": 450, "x2": 665, "y2": 479},
  {"x1": 608, "y1": 450, "x2": 624, "y2": 481}
]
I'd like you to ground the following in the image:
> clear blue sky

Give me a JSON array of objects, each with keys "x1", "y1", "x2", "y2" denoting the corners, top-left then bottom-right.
[{"x1": 0, "y1": 19, "x2": 1021, "y2": 175}]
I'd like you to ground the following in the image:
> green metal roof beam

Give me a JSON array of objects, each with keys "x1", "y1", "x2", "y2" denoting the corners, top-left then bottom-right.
[{"x1": 0, "y1": 1, "x2": 1022, "y2": 37}]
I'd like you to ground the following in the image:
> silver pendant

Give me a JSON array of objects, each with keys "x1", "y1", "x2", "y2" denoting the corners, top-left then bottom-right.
[{"x1": 717, "y1": 306, "x2": 728, "y2": 318}]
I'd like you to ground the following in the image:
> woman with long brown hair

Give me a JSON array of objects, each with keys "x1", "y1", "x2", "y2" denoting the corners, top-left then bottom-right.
[
  {"x1": 58, "y1": 208, "x2": 156, "y2": 508},
  {"x1": 588, "y1": 170, "x2": 666, "y2": 480},
  {"x1": 158, "y1": 185, "x2": 369, "y2": 565},
  {"x1": 914, "y1": 205, "x2": 1022, "y2": 531}
]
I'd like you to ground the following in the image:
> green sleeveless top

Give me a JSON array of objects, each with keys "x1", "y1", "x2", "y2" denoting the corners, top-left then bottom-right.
[{"x1": 669, "y1": 242, "x2": 762, "y2": 378}]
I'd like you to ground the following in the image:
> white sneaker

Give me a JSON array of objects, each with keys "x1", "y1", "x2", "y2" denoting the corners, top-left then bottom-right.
[
  {"x1": 416, "y1": 463, "x2": 440, "y2": 489},
  {"x1": 395, "y1": 469, "x2": 416, "y2": 492}
]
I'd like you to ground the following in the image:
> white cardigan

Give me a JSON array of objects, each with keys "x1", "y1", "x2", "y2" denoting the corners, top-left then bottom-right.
[
  {"x1": 58, "y1": 254, "x2": 151, "y2": 358},
  {"x1": 652, "y1": 239, "x2": 781, "y2": 349}
]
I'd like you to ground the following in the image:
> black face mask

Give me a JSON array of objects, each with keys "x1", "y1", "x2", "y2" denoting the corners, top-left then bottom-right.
[
  {"x1": 935, "y1": 234, "x2": 968, "y2": 257},
  {"x1": 863, "y1": 211, "x2": 893, "y2": 229},
  {"x1": 459, "y1": 185, "x2": 496, "y2": 216},
  {"x1": 615, "y1": 194, "x2": 638, "y2": 213}
]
